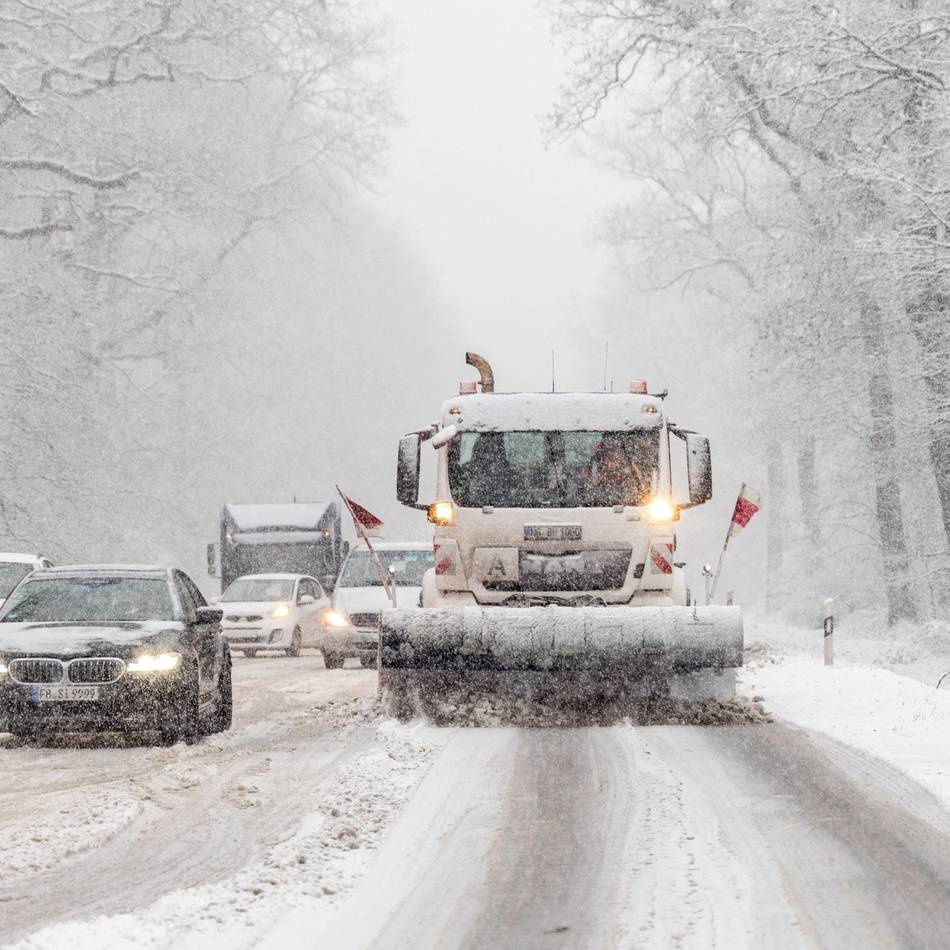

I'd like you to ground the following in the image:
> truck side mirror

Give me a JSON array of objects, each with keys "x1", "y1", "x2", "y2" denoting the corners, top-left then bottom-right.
[
  {"x1": 685, "y1": 434, "x2": 712, "y2": 506},
  {"x1": 206, "y1": 542, "x2": 219, "y2": 577},
  {"x1": 397, "y1": 433, "x2": 422, "y2": 508}
]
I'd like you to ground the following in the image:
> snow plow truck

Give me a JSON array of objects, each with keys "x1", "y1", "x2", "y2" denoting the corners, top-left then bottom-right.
[{"x1": 379, "y1": 353, "x2": 743, "y2": 717}]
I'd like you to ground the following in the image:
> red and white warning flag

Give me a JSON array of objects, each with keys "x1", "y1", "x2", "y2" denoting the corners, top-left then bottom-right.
[
  {"x1": 728, "y1": 483, "x2": 761, "y2": 537},
  {"x1": 337, "y1": 489, "x2": 384, "y2": 539},
  {"x1": 337, "y1": 486, "x2": 395, "y2": 605},
  {"x1": 709, "y1": 483, "x2": 762, "y2": 603}
]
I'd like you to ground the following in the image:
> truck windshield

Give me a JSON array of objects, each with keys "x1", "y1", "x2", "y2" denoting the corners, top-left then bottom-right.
[
  {"x1": 0, "y1": 577, "x2": 175, "y2": 623},
  {"x1": 340, "y1": 550, "x2": 434, "y2": 588},
  {"x1": 448, "y1": 430, "x2": 660, "y2": 508}
]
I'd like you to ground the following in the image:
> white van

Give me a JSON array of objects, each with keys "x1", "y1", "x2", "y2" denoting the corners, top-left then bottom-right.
[{"x1": 318, "y1": 541, "x2": 434, "y2": 669}]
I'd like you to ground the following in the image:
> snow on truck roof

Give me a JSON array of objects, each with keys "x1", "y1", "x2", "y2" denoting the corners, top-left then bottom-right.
[
  {"x1": 442, "y1": 392, "x2": 665, "y2": 431},
  {"x1": 225, "y1": 503, "x2": 336, "y2": 531}
]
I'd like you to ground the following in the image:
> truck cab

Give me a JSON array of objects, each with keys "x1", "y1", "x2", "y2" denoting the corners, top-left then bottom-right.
[{"x1": 396, "y1": 389, "x2": 713, "y2": 610}]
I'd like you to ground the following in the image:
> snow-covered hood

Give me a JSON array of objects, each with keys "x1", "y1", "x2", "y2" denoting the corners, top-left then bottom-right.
[
  {"x1": 0, "y1": 620, "x2": 186, "y2": 657},
  {"x1": 219, "y1": 601, "x2": 283, "y2": 618},
  {"x1": 334, "y1": 587, "x2": 422, "y2": 617}
]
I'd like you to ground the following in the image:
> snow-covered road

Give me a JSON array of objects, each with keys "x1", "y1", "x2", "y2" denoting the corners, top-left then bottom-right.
[
  {"x1": 319, "y1": 722, "x2": 950, "y2": 949},
  {"x1": 0, "y1": 655, "x2": 382, "y2": 945},
  {"x1": 7, "y1": 644, "x2": 950, "y2": 949}
]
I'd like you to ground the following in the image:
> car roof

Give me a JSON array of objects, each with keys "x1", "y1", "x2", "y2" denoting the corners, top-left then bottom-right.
[
  {"x1": 31, "y1": 564, "x2": 170, "y2": 579},
  {"x1": 228, "y1": 573, "x2": 311, "y2": 581},
  {"x1": 349, "y1": 541, "x2": 432, "y2": 552},
  {"x1": 0, "y1": 552, "x2": 46, "y2": 564}
]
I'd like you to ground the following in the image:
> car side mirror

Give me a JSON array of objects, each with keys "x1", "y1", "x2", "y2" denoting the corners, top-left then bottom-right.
[
  {"x1": 299, "y1": 594, "x2": 315, "y2": 606},
  {"x1": 397, "y1": 433, "x2": 422, "y2": 508},
  {"x1": 197, "y1": 605, "x2": 223, "y2": 624},
  {"x1": 685, "y1": 434, "x2": 712, "y2": 506}
]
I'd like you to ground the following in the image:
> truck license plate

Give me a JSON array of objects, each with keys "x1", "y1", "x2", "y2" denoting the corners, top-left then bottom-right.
[
  {"x1": 523, "y1": 524, "x2": 582, "y2": 541},
  {"x1": 32, "y1": 685, "x2": 100, "y2": 702}
]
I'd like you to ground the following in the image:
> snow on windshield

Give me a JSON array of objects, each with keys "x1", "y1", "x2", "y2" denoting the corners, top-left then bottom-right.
[
  {"x1": 0, "y1": 578, "x2": 174, "y2": 623},
  {"x1": 221, "y1": 578, "x2": 295, "y2": 602},
  {"x1": 340, "y1": 550, "x2": 434, "y2": 588}
]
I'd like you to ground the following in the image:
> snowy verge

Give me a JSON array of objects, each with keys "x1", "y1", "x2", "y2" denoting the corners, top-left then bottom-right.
[
  {"x1": 6, "y1": 719, "x2": 445, "y2": 950},
  {"x1": 742, "y1": 652, "x2": 950, "y2": 812}
]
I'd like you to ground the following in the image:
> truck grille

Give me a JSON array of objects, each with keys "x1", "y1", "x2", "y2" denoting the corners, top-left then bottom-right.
[
  {"x1": 349, "y1": 613, "x2": 380, "y2": 629},
  {"x1": 226, "y1": 614, "x2": 263, "y2": 623},
  {"x1": 9, "y1": 658, "x2": 65, "y2": 684},
  {"x1": 484, "y1": 549, "x2": 632, "y2": 593},
  {"x1": 67, "y1": 657, "x2": 125, "y2": 684}
]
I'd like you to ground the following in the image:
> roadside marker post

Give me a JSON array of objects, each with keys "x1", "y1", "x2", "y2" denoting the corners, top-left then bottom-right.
[{"x1": 822, "y1": 598, "x2": 834, "y2": 667}]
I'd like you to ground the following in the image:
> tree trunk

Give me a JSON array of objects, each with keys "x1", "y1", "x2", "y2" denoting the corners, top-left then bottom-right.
[
  {"x1": 797, "y1": 433, "x2": 820, "y2": 579},
  {"x1": 765, "y1": 440, "x2": 785, "y2": 613},
  {"x1": 859, "y1": 299, "x2": 917, "y2": 623},
  {"x1": 906, "y1": 287, "x2": 950, "y2": 555}
]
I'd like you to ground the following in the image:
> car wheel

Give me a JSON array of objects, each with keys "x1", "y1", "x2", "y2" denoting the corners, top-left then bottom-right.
[
  {"x1": 160, "y1": 674, "x2": 200, "y2": 745},
  {"x1": 286, "y1": 627, "x2": 302, "y2": 658},
  {"x1": 244, "y1": 650, "x2": 258, "y2": 659},
  {"x1": 205, "y1": 653, "x2": 233, "y2": 734},
  {"x1": 323, "y1": 651, "x2": 344, "y2": 669},
  {"x1": 360, "y1": 652, "x2": 378, "y2": 670}
]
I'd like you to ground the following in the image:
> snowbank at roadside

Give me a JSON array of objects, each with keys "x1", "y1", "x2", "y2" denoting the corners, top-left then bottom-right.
[{"x1": 742, "y1": 651, "x2": 950, "y2": 811}]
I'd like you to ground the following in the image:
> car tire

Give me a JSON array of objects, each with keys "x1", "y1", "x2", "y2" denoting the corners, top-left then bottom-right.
[
  {"x1": 205, "y1": 653, "x2": 233, "y2": 734},
  {"x1": 323, "y1": 651, "x2": 344, "y2": 669},
  {"x1": 286, "y1": 627, "x2": 302, "y2": 658},
  {"x1": 160, "y1": 674, "x2": 200, "y2": 745},
  {"x1": 244, "y1": 650, "x2": 258, "y2": 659},
  {"x1": 360, "y1": 653, "x2": 378, "y2": 670}
]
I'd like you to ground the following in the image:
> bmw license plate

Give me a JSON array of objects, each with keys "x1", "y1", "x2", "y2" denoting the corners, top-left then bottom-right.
[{"x1": 32, "y1": 685, "x2": 100, "y2": 702}]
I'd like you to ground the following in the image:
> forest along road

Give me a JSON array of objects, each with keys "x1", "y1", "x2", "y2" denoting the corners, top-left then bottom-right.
[
  {"x1": 319, "y1": 719, "x2": 950, "y2": 950},
  {"x1": 0, "y1": 654, "x2": 378, "y2": 945}
]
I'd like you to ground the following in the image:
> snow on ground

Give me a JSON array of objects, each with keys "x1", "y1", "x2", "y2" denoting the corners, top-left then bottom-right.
[
  {"x1": 742, "y1": 614, "x2": 950, "y2": 812},
  {"x1": 8, "y1": 719, "x2": 444, "y2": 950}
]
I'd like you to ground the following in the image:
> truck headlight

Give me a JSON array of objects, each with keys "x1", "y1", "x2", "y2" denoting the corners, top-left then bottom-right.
[
  {"x1": 645, "y1": 496, "x2": 679, "y2": 523},
  {"x1": 127, "y1": 652, "x2": 182, "y2": 674},
  {"x1": 322, "y1": 608, "x2": 348, "y2": 628},
  {"x1": 270, "y1": 603, "x2": 290, "y2": 620},
  {"x1": 428, "y1": 500, "x2": 455, "y2": 525}
]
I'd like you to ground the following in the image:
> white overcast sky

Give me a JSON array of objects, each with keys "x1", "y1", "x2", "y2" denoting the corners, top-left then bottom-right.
[{"x1": 372, "y1": 0, "x2": 629, "y2": 392}]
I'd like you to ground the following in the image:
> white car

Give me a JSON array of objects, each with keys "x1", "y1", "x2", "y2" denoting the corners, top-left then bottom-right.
[
  {"x1": 218, "y1": 573, "x2": 329, "y2": 657},
  {"x1": 0, "y1": 552, "x2": 54, "y2": 607},
  {"x1": 320, "y1": 542, "x2": 434, "y2": 669}
]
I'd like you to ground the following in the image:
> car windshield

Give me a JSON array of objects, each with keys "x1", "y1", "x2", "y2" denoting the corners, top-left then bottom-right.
[
  {"x1": 221, "y1": 577, "x2": 295, "y2": 602},
  {"x1": 448, "y1": 429, "x2": 660, "y2": 508},
  {"x1": 0, "y1": 562, "x2": 34, "y2": 598},
  {"x1": 0, "y1": 577, "x2": 175, "y2": 623},
  {"x1": 340, "y1": 551, "x2": 434, "y2": 588}
]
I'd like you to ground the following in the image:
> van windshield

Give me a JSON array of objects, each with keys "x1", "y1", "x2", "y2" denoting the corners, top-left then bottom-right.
[
  {"x1": 448, "y1": 430, "x2": 660, "y2": 508},
  {"x1": 340, "y1": 550, "x2": 434, "y2": 588}
]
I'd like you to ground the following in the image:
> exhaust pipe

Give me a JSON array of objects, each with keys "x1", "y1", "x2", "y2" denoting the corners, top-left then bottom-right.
[{"x1": 465, "y1": 352, "x2": 494, "y2": 393}]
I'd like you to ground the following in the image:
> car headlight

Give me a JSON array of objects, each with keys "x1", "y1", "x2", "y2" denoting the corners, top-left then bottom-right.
[
  {"x1": 271, "y1": 603, "x2": 290, "y2": 620},
  {"x1": 322, "y1": 608, "x2": 348, "y2": 628},
  {"x1": 0, "y1": 660, "x2": 7, "y2": 678},
  {"x1": 127, "y1": 652, "x2": 182, "y2": 674}
]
